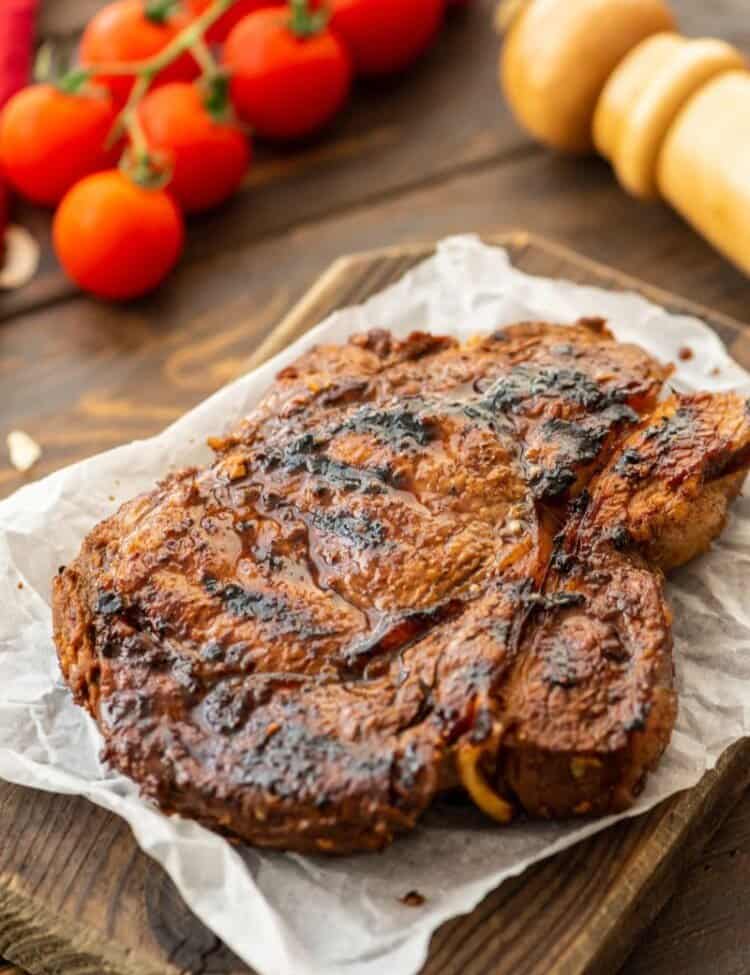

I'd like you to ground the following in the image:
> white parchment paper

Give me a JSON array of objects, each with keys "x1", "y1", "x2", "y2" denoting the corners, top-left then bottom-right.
[{"x1": 2, "y1": 236, "x2": 750, "y2": 975}]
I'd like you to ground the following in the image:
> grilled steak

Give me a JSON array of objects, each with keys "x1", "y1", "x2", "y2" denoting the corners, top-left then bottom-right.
[{"x1": 53, "y1": 320, "x2": 750, "y2": 853}]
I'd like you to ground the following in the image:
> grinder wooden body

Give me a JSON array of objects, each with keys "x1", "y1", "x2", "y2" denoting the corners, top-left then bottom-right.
[
  {"x1": 658, "y1": 71, "x2": 750, "y2": 276},
  {"x1": 499, "y1": 0, "x2": 750, "y2": 277},
  {"x1": 594, "y1": 34, "x2": 744, "y2": 198},
  {"x1": 500, "y1": 0, "x2": 676, "y2": 154}
]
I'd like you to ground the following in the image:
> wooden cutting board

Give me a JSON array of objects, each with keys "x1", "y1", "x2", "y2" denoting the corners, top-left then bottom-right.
[{"x1": 2, "y1": 232, "x2": 750, "y2": 975}]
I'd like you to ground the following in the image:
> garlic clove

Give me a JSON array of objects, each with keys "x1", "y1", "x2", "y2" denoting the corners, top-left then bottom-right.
[
  {"x1": 6, "y1": 430, "x2": 42, "y2": 473},
  {"x1": 0, "y1": 224, "x2": 40, "y2": 290}
]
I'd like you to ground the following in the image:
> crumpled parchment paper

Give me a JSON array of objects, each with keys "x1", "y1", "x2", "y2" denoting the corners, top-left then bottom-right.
[{"x1": 1, "y1": 236, "x2": 749, "y2": 975}]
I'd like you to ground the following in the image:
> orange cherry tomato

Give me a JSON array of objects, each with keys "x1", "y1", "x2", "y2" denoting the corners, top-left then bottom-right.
[
  {"x1": 329, "y1": 0, "x2": 446, "y2": 77},
  {"x1": 0, "y1": 84, "x2": 120, "y2": 206},
  {"x1": 53, "y1": 170, "x2": 184, "y2": 300},
  {"x1": 139, "y1": 82, "x2": 251, "y2": 213},
  {"x1": 187, "y1": 0, "x2": 284, "y2": 44},
  {"x1": 80, "y1": 0, "x2": 199, "y2": 105},
  {"x1": 223, "y1": 7, "x2": 352, "y2": 142}
]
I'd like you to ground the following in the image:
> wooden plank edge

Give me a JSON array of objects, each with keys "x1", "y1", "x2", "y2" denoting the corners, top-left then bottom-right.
[
  {"x1": 561, "y1": 740, "x2": 750, "y2": 975},
  {"x1": 271, "y1": 230, "x2": 748, "y2": 341},
  {"x1": 245, "y1": 241, "x2": 443, "y2": 372},
  {"x1": 500, "y1": 231, "x2": 750, "y2": 338},
  {"x1": 244, "y1": 255, "x2": 365, "y2": 371}
]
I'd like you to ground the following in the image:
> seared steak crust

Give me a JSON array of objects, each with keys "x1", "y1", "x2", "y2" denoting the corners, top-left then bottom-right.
[{"x1": 53, "y1": 321, "x2": 750, "y2": 853}]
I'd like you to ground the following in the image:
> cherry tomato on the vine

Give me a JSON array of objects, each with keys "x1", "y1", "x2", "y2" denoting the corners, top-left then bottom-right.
[
  {"x1": 187, "y1": 0, "x2": 284, "y2": 44},
  {"x1": 80, "y1": 0, "x2": 200, "y2": 105},
  {"x1": 139, "y1": 81, "x2": 251, "y2": 213},
  {"x1": 0, "y1": 84, "x2": 120, "y2": 206},
  {"x1": 329, "y1": 0, "x2": 446, "y2": 77},
  {"x1": 53, "y1": 170, "x2": 184, "y2": 300},
  {"x1": 223, "y1": 5, "x2": 352, "y2": 141}
]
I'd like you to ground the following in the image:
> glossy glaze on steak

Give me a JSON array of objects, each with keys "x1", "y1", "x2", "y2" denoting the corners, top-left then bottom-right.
[{"x1": 53, "y1": 320, "x2": 750, "y2": 853}]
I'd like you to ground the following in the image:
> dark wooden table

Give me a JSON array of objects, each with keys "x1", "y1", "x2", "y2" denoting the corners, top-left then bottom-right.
[{"x1": 2, "y1": 1, "x2": 750, "y2": 972}]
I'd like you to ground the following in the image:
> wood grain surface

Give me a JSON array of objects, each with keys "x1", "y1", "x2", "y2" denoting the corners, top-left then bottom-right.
[
  {"x1": 3, "y1": 0, "x2": 750, "y2": 972},
  {"x1": 2, "y1": 233, "x2": 750, "y2": 975}
]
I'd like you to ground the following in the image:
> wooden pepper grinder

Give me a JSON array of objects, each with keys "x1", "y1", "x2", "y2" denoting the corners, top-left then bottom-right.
[{"x1": 499, "y1": 0, "x2": 750, "y2": 276}]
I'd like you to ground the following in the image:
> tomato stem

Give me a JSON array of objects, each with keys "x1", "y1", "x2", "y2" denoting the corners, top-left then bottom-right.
[
  {"x1": 56, "y1": 67, "x2": 92, "y2": 94},
  {"x1": 288, "y1": 0, "x2": 329, "y2": 38},
  {"x1": 125, "y1": 108, "x2": 150, "y2": 158},
  {"x1": 63, "y1": 0, "x2": 235, "y2": 81},
  {"x1": 34, "y1": 42, "x2": 54, "y2": 84},
  {"x1": 84, "y1": 0, "x2": 235, "y2": 158},
  {"x1": 120, "y1": 142, "x2": 173, "y2": 190},
  {"x1": 192, "y1": 35, "x2": 220, "y2": 77},
  {"x1": 189, "y1": 36, "x2": 234, "y2": 121},
  {"x1": 143, "y1": 0, "x2": 182, "y2": 24},
  {"x1": 54, "y1": 0, "x2": 241, "y2": 187},
  {"x1": 119, "y1": 99, "x2": 173, "y2": 190},
  {"x1": 109, "y1": 70, "x2": 152, "y2": 146},
  {"x1": 201, "y1": 71, "x2": 233, "y2": 122}
]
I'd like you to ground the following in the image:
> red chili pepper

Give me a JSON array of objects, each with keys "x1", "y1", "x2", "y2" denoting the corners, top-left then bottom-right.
[
  {"x1": 0, "y1": 175, "x2": 8, "y2": 268},
  {"x1": 0, "y1": 0, "x2": 38, "y2": 110}
]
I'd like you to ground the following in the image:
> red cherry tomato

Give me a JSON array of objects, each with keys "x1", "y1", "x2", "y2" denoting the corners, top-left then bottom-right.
[
  {"x1": 80, "y1": 0, "x2": 199, "y2": 105},
  {"x1": 223, "y1": 8, "x2": 352, "y2": 142},
  {"x1": 187, "y1": 0, "x2": 284, "y2": 44},
  {"x1": 0, "y1": 84, "x2": 120, "y2": 207},
  {"x1": 329, "y1": 0, "x2": 446, "y2": 77},
  {"x1": 138, "y1": 82, "x2": 251, "y2": 213},
  {"x1": 53, "y1": 170, "x2": 184, "y2": 300}
]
